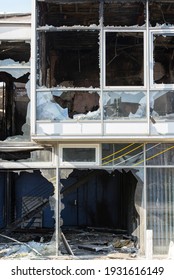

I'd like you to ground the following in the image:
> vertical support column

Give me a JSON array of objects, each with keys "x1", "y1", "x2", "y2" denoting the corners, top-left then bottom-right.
[
  {"x1": 31, "y1": 0, "x2": 37, "y2": 136},
  {"x1": 99, "y1": 0, "x2": 104, "y2": 136},
  {"x1": 5, "y1": 171, "x2": 12, "y2": 227},
  {"x1": 146, "y1": 229, "x2": 153, "y2": 259},
  {"x1": 146, "y1": 0, "x2": 150, "y2": 135},
  {"x1": 55, "y1": 144, "x2": 59, "y2": 256},
  {"x1": 142, "y1": 141, "x2": 147, "y2": 257}
]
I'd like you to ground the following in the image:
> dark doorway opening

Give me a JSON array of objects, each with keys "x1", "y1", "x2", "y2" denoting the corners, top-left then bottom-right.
[{"x1": 60, "y1": 168, "x2": 139, "y2": 256}]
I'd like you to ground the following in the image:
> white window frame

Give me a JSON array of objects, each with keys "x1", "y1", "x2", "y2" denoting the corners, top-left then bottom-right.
[
  {"x1": 150, "y1": 30, "x2": 174, "y2": 90},
  {"x1": 59, "y1": 144, "x2": 99, "y2": 167},
  {"x1": 103, "y1": 29, "x2": 146, "y2": 90}
]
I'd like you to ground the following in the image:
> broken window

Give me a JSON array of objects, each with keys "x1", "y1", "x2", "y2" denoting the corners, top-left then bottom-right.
[
  {"x1": 0, "y1": 147, "x2": 52, "y2": 162},
  {"x1": 102, "y1": 143, "x2": 144, "y2": 166},
  {"x1": 104, "y1": 1, "x2": 145, "y2": 27},
  {"x1": 105, "y1": 32, "x2": 144, "y2": 86},
  {"x1": 150, "y1": 90, "x2": 174, "y2": 119},
  {"x1": 149, "y1": 1, "x2": 174, "y2": 27},
  {"x1": 0, "y1": 41, "x2": 30, "y2": 140},
  {"x1": 0, "y1": 41, "x2": 30, "y2": 62},
  {"x1": 0, "y1": 169, "x2": 56, "y2": 256},
  {"x1": 38, "y1": 31, "x2": 100, "y2": 88},
  {"x1": 38, "y1": 1, "x2": 99, "y2": 27},
  {"x1": 104, "y1": 91, "x2": 146, "y2": 119},
  {"x1": 153, "y1": 34, "x2": 174, "y2": 85},
  {"x1": 36, "y1": 90, "x2": 100, "y2": 120}
]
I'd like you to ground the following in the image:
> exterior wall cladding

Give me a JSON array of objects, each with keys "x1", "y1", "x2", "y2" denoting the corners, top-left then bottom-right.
[{"x1": 1, "y1": 0, "x2": 174, "y2": 258}]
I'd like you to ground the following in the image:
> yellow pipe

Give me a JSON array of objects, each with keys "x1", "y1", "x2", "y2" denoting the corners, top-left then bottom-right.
[
  {"x1": 102, "y1": 143, "x2": 134, "y2": 161},
  {"x1": 133, "y1": 144, "x2": 174, "y2": 166}
]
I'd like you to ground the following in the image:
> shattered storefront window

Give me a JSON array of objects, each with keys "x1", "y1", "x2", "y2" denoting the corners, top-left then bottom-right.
[
  {"x1": 153, "y1": 35, "x2": 174, "y2": 85},
  {"x1": 0, "y1": 169, "x2": 56, "y2": 258},
  {"x1": 106, "y1": 32, "x2": 144, "y2": 86},
  {"x1": 36, "y1": 90, "x2": 100, "y2": 121},
  {"x1": 104, "y1": 1, "x2": 145, "y2": 27},
  {"x1": 60, "y1": 167, "x2": 143, "y2": 256},
  {"x1": 150, "y1": 90, "x2": 174, "y2": 119},
  {"x1": 103, "y1": 91, "x2": 146, "y2": 119},
  {"x1": 102, "y1": 143, "x2": 144, "y2": 167}
]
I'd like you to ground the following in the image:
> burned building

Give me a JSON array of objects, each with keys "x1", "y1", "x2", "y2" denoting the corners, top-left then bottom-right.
[{"x1": 1, "y1": 0, "x2": 174, "y2": 259}]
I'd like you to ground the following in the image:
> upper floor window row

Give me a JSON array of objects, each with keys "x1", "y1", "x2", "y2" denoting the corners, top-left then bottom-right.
[{"x1": 37, "y1": 1, "x2": 174, "y2": 28}]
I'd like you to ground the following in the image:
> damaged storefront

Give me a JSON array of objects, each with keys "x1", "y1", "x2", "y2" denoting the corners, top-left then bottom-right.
[
  {"x1": 30, "y1": 0, "x2": 174, "y2": 258},
  {"x1": 1, "y1": 0, "x2": 174, "y2": 259}
]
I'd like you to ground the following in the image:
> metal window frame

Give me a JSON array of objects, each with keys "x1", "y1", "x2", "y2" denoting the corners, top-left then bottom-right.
[
  {"x1": 59, "y1": 144, "x2": 99, "y2": 167},
  {"x1": 103, "y1": 29, "x2": 147, "y2": 90},
  {"x1": 150, "y1": 29, "x2": 174, "y2": 90}
]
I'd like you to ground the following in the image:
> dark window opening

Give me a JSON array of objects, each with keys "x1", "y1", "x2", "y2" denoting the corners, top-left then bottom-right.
[
  {"x1": 38, "y1": 1, "x2": 99, "y2": 27},
  {"x1": 0, "y1": 73, "x2": 30, "y2": 140},
  {"x1": 0, "y1": 41, "x2": 30, "y2": 63},
  {"x1": 106, "y1": 32, "x2": 144, "y2": 86},
  {"x1": 38, "y1": 31, "x2": 100, "y2": 88},
  {"x1": 104, "y1": 1, "x2": 145, "y2": 27},
  {"x1": 153, "y1": 35, "x2": 174, "y2": 84},
  {"x1": 150, "y1": 2, "x2": 174, "y2": 27}
]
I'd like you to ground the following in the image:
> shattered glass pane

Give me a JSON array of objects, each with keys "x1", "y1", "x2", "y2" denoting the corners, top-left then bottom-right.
[
  {"x1": 103, "y1": 91, "x2": 146, "y2": 119},
  {"x1": 153, "y1": 35, "x2": 174, "y2": 84},
  {"x1": 36, "y1": 91, "x2": 69, "y2": 121},
  {"x1": 104, "y1": 1, "x2": 145, "y2": 27},
  {"x1": 102, "y1": 143, "x2": 144, "y2": 166},
  {"x1": 37, "y1": 90, "x2": 100, "y2": 120},
  {"x1": 63, "y1": 148, "x2": 96, "y2": 162},
  {"x1": 150, "y1": 90, "x2": 174, "y2": 119},
  {"x1": 106, "y1": 32, "x2": 144, "y2": 86}
]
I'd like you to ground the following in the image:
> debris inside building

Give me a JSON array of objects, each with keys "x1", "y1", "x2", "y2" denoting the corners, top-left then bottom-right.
[{"x1": 1, "y1": 0, "x2": 174, "y2": 260}]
